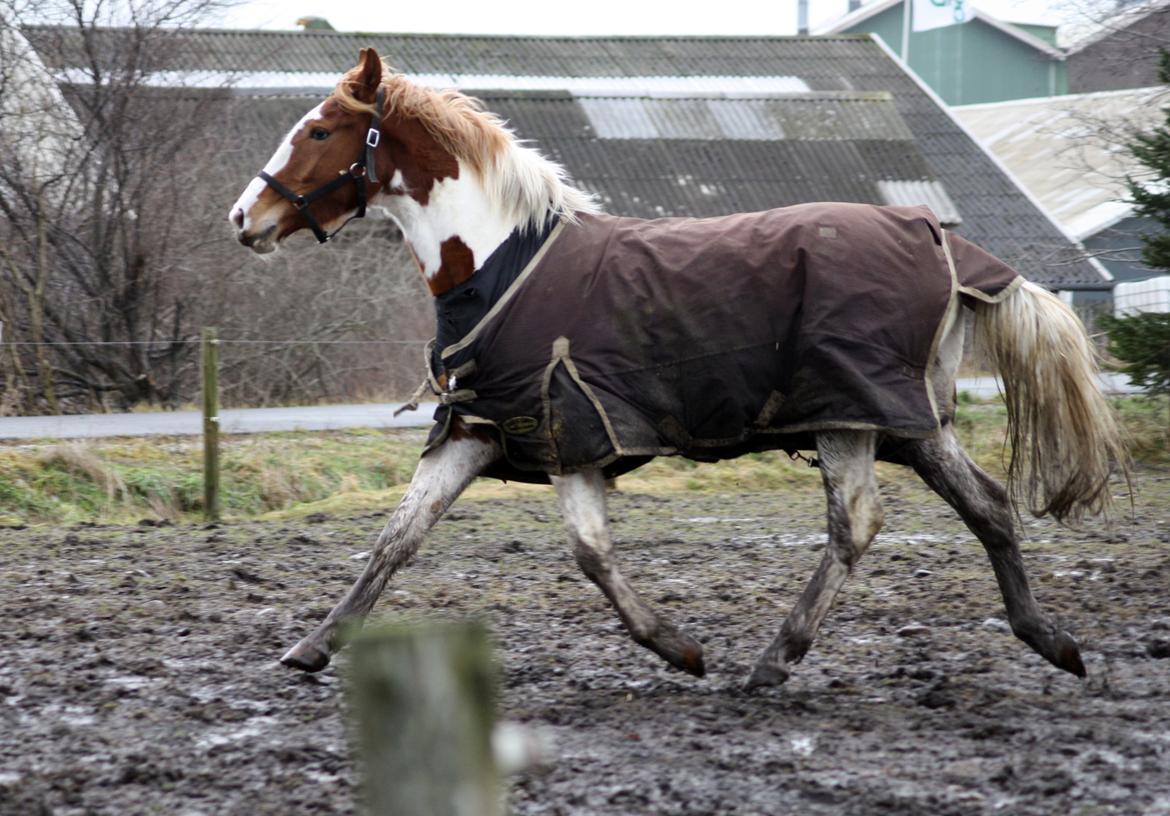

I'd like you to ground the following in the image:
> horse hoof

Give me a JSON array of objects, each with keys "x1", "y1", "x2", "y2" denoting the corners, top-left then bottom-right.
[
  {"x1": 742, "y1": 661, "x2": 790, "y2": 692},
  {"x1": 280, "y1": 640, "x2": 331, "y2": 673},
  {"x1": 643, "y1": 625, "x2": 706, "y2": 677},
  {"x1": 677, "y1": 644, "x2": 707, "y2": 678},
  {"x1": 1022, "y1": 624, "x2": 1088, "y2": 679},
  {"x1": 1052, "y1": 631, "x2": 1087, "y2": 678}
]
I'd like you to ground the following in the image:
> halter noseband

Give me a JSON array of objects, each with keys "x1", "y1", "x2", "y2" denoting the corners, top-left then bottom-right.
[{"x1": 257, "y1": 87, "x2": 386, "y2": 244}]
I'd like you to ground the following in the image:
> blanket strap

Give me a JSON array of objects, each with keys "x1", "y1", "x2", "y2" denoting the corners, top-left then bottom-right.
[
  {"x1": 394, "y1": 339, "x2": 440, "y2": 417},
  {"x1": 393, "y1": 340, "x2": 481, "y2": 416},
  {"x1": 439, "y1": 389, "x2": 478, "y2": 405},
  {"x1": 786, "y1": 449, "x2": 820, "y2": 468},
  {"x1": 394, "y1": 378, "x2": 433, "y2": 417}
]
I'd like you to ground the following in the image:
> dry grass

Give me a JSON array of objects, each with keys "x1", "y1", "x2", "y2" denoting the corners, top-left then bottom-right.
[
  {"x1": 0, "y1": 396, "x2": 1160, "y2": 526},
  {"x1": 36, "y1": 445, "x2": 127, "y2": 502}
]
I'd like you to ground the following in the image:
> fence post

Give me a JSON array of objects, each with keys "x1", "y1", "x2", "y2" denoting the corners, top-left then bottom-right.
[
  {"x1": 349, "y1": 622, "x2": 502, "y2": 816},
  {"x1": 201, "y1": 327, "x2": 220, "y2": 522}
]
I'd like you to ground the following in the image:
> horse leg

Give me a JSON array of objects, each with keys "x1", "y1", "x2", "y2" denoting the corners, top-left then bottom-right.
[
  {"x1": 900, "y1": 426, "x2": 1086, "y2": 677},
  {"x1": 281, "y1": 424, "x2": 501, "y2": 672},
  {"x1": 551, "y1": 469, "x2": 706, "y2": 676},
  {"x1": 745, "y1": 430, "x2": 883, "y2": 690}
]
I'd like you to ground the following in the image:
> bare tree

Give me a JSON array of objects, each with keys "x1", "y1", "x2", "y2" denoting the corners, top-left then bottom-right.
[
  {"x1": 0, "y1": 6, "x2": 440, "y2": 414},
  {"x1": 186, "y1": 90, "x2": 434, "y2": 408},
  {"x1": 0, "y1": 0, "x2": 239, "y2": 412},
  {"x1": 1061, "y1": 0, "x2": 1170, "y2": 91},
  {"x1": 212, "y1": 221, "x2": 432, "y2": 407}
]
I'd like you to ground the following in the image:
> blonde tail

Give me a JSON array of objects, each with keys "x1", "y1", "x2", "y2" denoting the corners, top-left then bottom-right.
[{"x1": 973, "y1": 280, "x2": 1129, "y2": 524}]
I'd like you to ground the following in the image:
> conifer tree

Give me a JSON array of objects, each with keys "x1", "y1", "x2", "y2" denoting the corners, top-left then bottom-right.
[
  {"x1": 1100, "y1": 53, "x2": 1170, "y2": 430},
  {"x1": 1126, "y1": 50, "x2": 1170, "y2": 271}
]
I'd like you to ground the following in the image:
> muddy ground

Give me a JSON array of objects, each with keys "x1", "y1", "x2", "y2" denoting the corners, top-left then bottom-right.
[{"x1": 1, "y1": 465, "x2": 1169, "y2": 815}]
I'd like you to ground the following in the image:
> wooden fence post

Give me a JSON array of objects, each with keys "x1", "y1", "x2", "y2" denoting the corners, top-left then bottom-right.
[
  {"x1": 349, "y1": 622, "x2": 502, "y2": 816},
  {"x1": 201, "y1": 327, "x2": 220, "y2": 522}
]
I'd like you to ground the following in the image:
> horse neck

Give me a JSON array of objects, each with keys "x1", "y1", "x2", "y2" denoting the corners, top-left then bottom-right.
[{"x1": 380, "y1": 162, "x2": 521, "y2": 297}]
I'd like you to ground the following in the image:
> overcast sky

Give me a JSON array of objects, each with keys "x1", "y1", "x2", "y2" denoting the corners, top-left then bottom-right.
[{"x1": 209, "y1": 0, "x2": 1076, "y2": 36}]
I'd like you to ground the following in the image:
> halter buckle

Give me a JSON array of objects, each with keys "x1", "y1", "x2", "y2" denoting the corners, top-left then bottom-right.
[
  {"x1": 348, "y1": 162, "x2": 367, "y2": 178},
  {"x1": 366, "y1": 128, "x2": 381, "y2": 149}
]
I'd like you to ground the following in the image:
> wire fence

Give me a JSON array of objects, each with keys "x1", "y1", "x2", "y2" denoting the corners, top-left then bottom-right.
[
  {"x1": 2, "y1": 339, "x2": 429, "y2": 346},
  {"x1": 0, "y1": 328, "x2": 435, "y2": 414}
]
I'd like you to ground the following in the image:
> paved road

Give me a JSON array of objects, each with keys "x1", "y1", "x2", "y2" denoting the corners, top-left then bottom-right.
[
  {"x1": 0, "y1": 402, "x2": 438, "y2": 440},
  {"x1": 0, "y1": 374, "x2": 1139, "y2": 441},
  {"x1": 955, "y1": 373, "x2": 1139, "y2": 400}
]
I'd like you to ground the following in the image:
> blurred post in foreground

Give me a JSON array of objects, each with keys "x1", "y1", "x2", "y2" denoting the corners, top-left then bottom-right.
[{"x1": 349, "y1": 622, "x2": 502, "y2": 816}]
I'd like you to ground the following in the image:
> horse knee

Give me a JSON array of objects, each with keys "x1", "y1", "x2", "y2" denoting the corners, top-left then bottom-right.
[
  {"x1": 856, "y1": 489, "x2": 883, "y2": 544},
  {"x1": 831, "y1": 487, "x2": 882, "y2": 568},
  {"x1": 571, "y1": 537, "x2": 609, "y2": 580}
]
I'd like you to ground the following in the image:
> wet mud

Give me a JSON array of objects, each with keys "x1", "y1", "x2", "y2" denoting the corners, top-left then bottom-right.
[{"x1": 2, "y1": 466, "x2": 1168, "y2": 815}]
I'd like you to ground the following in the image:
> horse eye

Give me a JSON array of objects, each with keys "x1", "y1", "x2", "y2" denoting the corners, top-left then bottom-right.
[{"x1": 310, "y1": 127, "x2": 330, "y2": 141}]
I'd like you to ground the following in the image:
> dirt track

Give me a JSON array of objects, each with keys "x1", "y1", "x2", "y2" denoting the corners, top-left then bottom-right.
[{"x1": 2, "y1": 466, "x2": 1169, "y2": 815}]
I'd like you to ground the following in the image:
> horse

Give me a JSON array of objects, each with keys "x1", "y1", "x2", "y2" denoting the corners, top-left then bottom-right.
[{"x1": 229, "y1": 48, "x2": 1128, "y2": 690}]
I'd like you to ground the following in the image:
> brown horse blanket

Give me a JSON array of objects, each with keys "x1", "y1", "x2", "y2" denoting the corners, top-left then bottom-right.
[{"x1": 423, "y1": 203, "x2": 1021, "y2": 483}]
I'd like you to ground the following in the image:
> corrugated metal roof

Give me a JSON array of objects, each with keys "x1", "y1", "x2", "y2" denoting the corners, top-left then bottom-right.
[
  {"x1": 954, "y1": 87, "x2": 1165, "y2": 240},
  {"x1": 19, "y1": 26, "x2": 1107, "y2": 287},
  {"x1": 877, "y1": 180, "x2": 961, "y2": 226},
  {"x1": 1069, "y1": 39, "x2": 1161, "y2": 96},
  {"x1": 574, "y1": 93, "x2": 911, "y2": 142}
]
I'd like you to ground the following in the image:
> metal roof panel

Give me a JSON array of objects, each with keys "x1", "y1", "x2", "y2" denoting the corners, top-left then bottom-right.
[{"x1": 18, "y1": 27, "x2": 1107, "y2": 286}]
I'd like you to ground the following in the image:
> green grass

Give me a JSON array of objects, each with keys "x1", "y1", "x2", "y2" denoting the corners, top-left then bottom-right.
[
  {"x1": 0, "y1": 431, "x2": 423, "y2": 525},
  {"x1": 1113, "y1": 395, "x2": 1170, "y2": 462},
  {"x1": 0, "y1": 396, "x2": 1163, "y2": 526}
]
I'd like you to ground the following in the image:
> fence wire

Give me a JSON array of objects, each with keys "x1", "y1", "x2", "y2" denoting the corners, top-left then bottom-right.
[{"x1": 4, "y1": 339, "x2": 430, "y2": 346}]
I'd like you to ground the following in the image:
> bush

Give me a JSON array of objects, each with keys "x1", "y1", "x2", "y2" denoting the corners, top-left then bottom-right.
[
  {"x1": 1098, "y1": 311, "x2": 1170, "y2": 434},
  {"x1": 1098, "y1": 312, "x2": 1170, "y2": 397}
]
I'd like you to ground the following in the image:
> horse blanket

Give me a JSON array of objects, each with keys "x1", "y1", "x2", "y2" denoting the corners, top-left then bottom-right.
[{"x1": 423, "y1": 203, "x2": 1021, "y2": 484}]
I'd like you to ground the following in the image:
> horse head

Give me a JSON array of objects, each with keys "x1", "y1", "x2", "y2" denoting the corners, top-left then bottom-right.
[
  {"x1": 230, "y1": 47, "x2": 418, "y2": 252},
  {"x1": 230, "y1": 49, "x2": 594, "y2": 294}
]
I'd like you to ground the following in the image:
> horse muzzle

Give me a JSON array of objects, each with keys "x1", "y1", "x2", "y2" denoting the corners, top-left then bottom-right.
[{"x1": 237, "y1": 223, "x2": 278, "y2": 254}]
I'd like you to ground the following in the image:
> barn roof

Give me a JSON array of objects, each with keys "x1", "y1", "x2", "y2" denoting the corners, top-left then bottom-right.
[
  {"x1": 22, "y1": 26, "x2": 1109, "y2": 288},
  {"x1": 223, "y1": 89, "x2": 960, "y2": 224},
  {"x1": 954, "y1": 86, "x2": 1165, "y2": 241},
  {"x1": 1065, "y1": 1, "x2": 1170, "y2": 93}
]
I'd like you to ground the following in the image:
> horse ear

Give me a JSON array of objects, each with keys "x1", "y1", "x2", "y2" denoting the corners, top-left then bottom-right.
[{"x1": 356, "y1": 48, "x2": 383, "y2": 95}]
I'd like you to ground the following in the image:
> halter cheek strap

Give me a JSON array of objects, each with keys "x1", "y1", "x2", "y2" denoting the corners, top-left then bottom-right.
[{"x1": 257, "y1": 87, "x2": 386, "y2": 244}]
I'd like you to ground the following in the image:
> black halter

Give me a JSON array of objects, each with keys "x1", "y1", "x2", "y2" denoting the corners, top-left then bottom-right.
[{"x1": 257, "y1": 87, "x2": 386, "y2": 244}]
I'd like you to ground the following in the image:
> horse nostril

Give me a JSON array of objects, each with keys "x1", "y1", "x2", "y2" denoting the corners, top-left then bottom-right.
[{"x1": 230, "y1": 207, "x2": 244, "y2": 229}]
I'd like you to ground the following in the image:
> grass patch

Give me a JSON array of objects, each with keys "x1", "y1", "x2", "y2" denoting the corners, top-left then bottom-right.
[
  {"x1": 1114, "y1": 396, "x2": 1170, "y2": 463},
  {"x1": 0, "y1": 431, "x2": 423, "y2": 526},
  {"x1": 0, "y1": 395, "x2": 1162, "y2": 526}
]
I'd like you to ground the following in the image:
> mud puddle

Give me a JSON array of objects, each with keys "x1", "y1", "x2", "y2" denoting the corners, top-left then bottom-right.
[{"x1": 2, "y1": 468, "x2": 1169, "y2": 814}]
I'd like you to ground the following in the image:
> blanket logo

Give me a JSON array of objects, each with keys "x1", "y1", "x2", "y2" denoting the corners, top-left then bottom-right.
[{"x1": 502, "y1": 415, "x2": 540, "y2": 435}]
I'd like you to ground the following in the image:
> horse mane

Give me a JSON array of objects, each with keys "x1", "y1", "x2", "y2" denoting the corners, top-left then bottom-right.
[{"x1": 332, "y1": 63, "x2": 598, "y2": 231}]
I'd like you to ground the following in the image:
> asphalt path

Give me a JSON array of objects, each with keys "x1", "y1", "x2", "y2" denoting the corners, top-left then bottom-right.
[
  {"x1": 0, "y1": 374, "x2": 1139, "y2": 441},
  {"x1": 0, "y1": 402, "x2": 439, "y2": 440}
]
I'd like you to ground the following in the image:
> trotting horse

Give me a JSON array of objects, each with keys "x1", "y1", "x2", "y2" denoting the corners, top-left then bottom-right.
[{"x1": 229, "y1": 49, "x2": 1128, "y2": 689}]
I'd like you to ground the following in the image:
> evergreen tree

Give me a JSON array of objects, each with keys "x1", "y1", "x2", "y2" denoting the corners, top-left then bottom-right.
[
  {"x1": 1105, "y1": 57, "x2": 1170, "y2": 430},
  {"x1": 1126, "y1": 50, "x2": 1170, "y2": 270},
  {"x1": 1097, "y1": 311, "x2": 1170, "y2": 399}
]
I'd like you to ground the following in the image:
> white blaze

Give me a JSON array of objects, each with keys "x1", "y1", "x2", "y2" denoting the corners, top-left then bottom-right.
[{"x1": 229, "y1": 102, "x2": 324, "y2": 224}]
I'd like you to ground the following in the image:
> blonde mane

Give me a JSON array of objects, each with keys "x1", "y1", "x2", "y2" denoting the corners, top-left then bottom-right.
[{"x1": 332, "y1": 63, "x2": 598, "y2": 230}]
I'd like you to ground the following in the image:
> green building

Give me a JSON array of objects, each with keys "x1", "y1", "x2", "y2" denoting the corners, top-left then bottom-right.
[{"x1": 820, "y1": 0, "x2": 1066, "y2": 105}]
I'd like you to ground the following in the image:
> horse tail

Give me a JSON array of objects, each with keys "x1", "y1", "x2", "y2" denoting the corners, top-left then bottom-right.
[{"x1": 972, "y1": 279, "x2": 1129, "y2": 524}]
